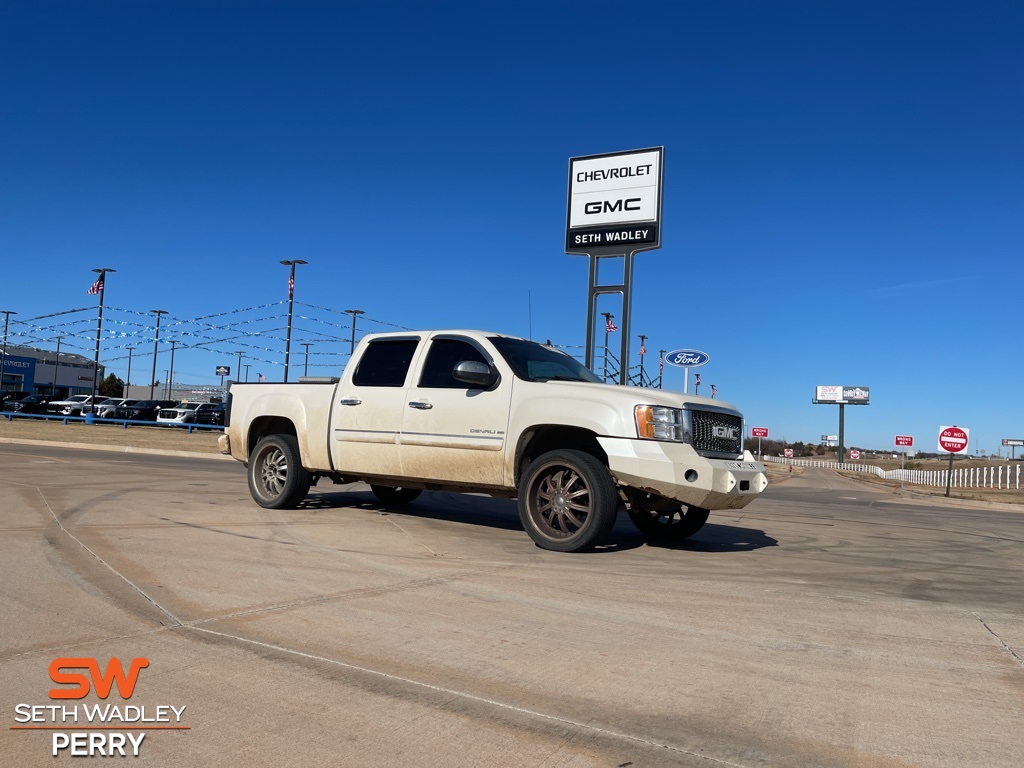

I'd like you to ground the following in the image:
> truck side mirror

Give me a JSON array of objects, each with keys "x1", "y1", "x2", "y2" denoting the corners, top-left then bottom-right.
[{"x1": 453, "y1": 361, "x2": 497, "y2": 388}]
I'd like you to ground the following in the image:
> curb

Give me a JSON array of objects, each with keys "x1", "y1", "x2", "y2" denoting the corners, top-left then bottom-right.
[{"x1": 0, "y1": 437, "x2": 234, "y2": 461}]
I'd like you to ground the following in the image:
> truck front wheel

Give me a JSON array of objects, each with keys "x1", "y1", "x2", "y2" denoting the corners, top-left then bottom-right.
[
  {"x1": 248, "y1": 434, "x2": 311, "y2": 509},
  {"x1": 626, "y1": 491, "x2": 710, "y2": 540},
  {"x1": 518, "y1": 449, "x2": 618, "y2": 552}
]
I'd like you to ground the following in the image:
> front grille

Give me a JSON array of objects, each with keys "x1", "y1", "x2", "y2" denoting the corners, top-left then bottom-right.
[{"x1": 688, "y1": 409, "x2": 743, "y2": 457}]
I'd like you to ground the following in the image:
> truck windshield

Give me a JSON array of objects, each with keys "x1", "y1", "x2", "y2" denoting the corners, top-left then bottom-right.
[{"x1": 488, "y1": 337, "x2": 603, "y2": 384}]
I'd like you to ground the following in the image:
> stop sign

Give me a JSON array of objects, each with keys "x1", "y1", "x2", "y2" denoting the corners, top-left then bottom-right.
[
  {"x1": 850, "y1": 450, "x2": 860, "y2": 460},
  {"x1": 938, "y1": 425, "x2": 970, "y2": 453}
]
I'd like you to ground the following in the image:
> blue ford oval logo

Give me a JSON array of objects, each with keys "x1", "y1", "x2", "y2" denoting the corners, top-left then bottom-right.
[{"x1": 664, "y1": 349, "x2": 710, "y2": 368}]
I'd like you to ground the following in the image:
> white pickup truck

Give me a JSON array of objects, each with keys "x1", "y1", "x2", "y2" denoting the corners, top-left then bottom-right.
[{"x1": 221, "y1": 330, "x2": 767, "y2": 552}]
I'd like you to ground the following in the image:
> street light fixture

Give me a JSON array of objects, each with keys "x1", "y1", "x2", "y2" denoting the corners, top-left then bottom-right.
[
  {"x1": 149, "y1": 309, "x2": 168, "y2": 399},
  {"x1": 0, "y1": 310, "x2": 16, "y2": 393},
  {"x1": 90, "y1": 268, "x2": 116, "y2": 410},
  {"x1": 280, "y1": 259, "x2": 308, "y2": 383},
  {"x1": 344, "y1": 309, "x2": 364, "y2": 356}
]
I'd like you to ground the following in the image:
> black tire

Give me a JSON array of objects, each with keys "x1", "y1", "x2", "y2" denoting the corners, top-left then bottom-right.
[
  {"x1": 626, "y1": 491, "x2": 710, "y2": 540},
  {"x1": 517, "y1": 449, "x2": 619, "y2": 552},
  {"x1": 247, "y1": 434, "x2": 311, "y2": 509},
  {"x1": 370, "y1": 485, "x2": 422, "y2": 505}
]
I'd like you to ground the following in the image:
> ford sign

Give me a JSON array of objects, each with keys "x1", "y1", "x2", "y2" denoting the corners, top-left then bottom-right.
[{"x1": 663, "y1": 349, "x2": 710, "y2": 368}]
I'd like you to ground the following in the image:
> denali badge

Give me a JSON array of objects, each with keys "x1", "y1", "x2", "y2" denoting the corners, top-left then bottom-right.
[{"x1": 713, "y1": 425, "x2": 738, "y2": 440}]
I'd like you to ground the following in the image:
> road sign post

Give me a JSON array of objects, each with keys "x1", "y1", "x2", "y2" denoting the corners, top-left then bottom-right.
[
  {"x1": 895, "y1": 435, "x2": 914, "y2": 488},
  {"x1": 751, "y1": 426, "x2": 768, "y2": 457},
  {"x1": 938, "y1": 426, "x2": 969, "y2": 498}
]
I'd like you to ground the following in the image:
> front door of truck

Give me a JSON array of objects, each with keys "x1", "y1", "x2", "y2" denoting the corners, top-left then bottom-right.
[
  {"x1": 331, "y1": 336, "x2": 421, "y2": 479},
  {"x1": 399, "y1": 335, "x2": 511, "y2": 487}
]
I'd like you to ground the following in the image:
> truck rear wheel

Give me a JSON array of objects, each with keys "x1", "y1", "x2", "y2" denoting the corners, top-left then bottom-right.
[
  {"x1": 626, "y1": 491, "x2": 710, "y2": 540},
  {"x1": 518, "y1": 449, "x2": 618, "y2": 552},
  {"x1": 370, "y1": 485, "x2": 422, "y2": 505},
  {"x1": 248, "y1": 434, "x2": 311, "y2": 509}
]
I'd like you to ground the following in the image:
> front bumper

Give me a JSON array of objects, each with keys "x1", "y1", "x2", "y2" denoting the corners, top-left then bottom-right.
[{"x1": 597, "y1": 437, "x2": 767, "y2": 511}]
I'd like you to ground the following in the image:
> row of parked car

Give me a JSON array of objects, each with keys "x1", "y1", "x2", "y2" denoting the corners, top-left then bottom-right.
[{"x1": 1, "y1": 393, "x2": 227, "y2": 426}]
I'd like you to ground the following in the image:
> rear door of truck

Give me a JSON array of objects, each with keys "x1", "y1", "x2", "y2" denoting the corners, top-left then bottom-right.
[{"x1": 330, "y1": 335, "x2": 422, "y2": 477}]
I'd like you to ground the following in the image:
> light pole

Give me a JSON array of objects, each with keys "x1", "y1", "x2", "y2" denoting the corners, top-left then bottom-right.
[
  {"x1": 301, "y1": 342, "x2": 313, "y2": 377},
  {"x1": 89, "y1": 268, "x2": 116, "y2": 410},
  {"x1": 167, "y1": 340, "x2": 177, "y2": 402},
  {"x1": 52, "y1": 337, "x2": 64, "y2": 395},
  {"x1": 235, "y1": 351, "x2": 244, "y2": 383},
  {"x1": 243, "y1": 364, "x2": 251, "y2": 383},
  {"x1": 124, "y1": 345, "x2": 135, "y2": 397},
  {"x1": 280, "y1": 259, "x2": 308, "y2": 383},
  {"x1": 0, "y1": 309, "x2": 16, "y2": 392},
  {"x1": 344, "y1": 309, "x2": 364, "y2": 357},
  {"x1": 149, "y1": 309, "x2": 168, "y2": 399}
]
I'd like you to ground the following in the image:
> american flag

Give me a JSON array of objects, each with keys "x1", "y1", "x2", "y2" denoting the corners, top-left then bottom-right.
[
  {"x1": 288, "y1": 273, "x2": 295, "y2": 298},
  {"x1": 711, "y1": 385, "x2": 718, "y2": 398},
  {"x1": 659, "y1": 357, "x2": 664, "y2": 376},
  {"x1": 87, "y1": 273, "x2": 105, "y2": 295},
  {"x1": 258, "y1": 373, "x2": 267, "y2": 382},
  {"x1": 695, "y1": 373, "x2": 701, "y2": 386},
  {"x1": 605, "y1": 317, "x2": 617, "y2": 332},
  {"x1": 639, "y1": 344, "x2": 646, "y2": 356}
]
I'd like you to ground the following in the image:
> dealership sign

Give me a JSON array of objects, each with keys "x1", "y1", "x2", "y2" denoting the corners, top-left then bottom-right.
[
  {"x1": 814, "y1": 385, "x2": 870, "y2": 405},
  {"x1": 566, "y1": 147, "x2": 663, "y2": 255},
  {"x1": 663, "y1": 349, "x2": 710, "y2": 368}
]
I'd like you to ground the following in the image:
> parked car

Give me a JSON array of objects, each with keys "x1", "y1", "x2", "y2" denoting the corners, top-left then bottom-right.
[
  {"x1": 115, "y1": 400, "x2": 178, "y2": 421},
  {"x1": 46, "y1": 394, "x2": 95, "y2": 415},
  {"x1": 1, "y1": 390, "x2": 31, "y2": 406},
  {"x1": 3, "y1": 394, "x2": 58, "y2": 414},
  {"x1": 192, "y1": 403, "x2": 226, "y2": 427},
  {"x1": 156, "y1": 402, "x2": 202, "y2": 425},
  {"x1": 96, "y1": 398, "x2": 136, "y2": 418}
]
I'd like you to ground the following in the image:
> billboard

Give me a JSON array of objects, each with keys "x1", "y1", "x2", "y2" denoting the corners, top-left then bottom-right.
[
  {"x1": 566, "y1": 147, "x2": 663, "y2": 255},
  {"x1": 1002, "y1": 439, "x2": 1024, "y2": 447},
  {"x1": 813, "y1": 385, "x2": 869, "y2": 404}
]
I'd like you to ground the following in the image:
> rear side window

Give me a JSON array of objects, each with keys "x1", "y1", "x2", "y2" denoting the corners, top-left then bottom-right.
[
  {"x1": 353, "y1": 339, "x2": 419, "y2": 388},
  {"x1": 418, "y1": 339, "x2": 488, "y2": 389}
]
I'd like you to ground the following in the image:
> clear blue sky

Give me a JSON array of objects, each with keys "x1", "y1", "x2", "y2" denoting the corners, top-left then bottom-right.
[{"x1": 2, "y1": 1, "x2": 1021, "y2": 454}]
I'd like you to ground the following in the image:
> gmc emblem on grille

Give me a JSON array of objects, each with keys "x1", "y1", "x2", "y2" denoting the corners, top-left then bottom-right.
[{"x1": 713, "y1": 425, "x2": 738, "y2": 440}]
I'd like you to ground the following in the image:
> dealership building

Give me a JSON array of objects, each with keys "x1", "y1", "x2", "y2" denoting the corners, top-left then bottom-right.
[{"x1": 0, "y1": 345, "x2": 105, "y2": 397}]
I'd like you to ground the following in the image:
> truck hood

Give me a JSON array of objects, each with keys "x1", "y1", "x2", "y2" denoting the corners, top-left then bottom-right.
[{"x1": 530, "y1": 380, "x2": 742, "y2": 415}]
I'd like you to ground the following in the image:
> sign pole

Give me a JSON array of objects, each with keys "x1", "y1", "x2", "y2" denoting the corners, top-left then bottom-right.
[{"x1": 945, "y1": 451, "x2": 955, "y2": 498}]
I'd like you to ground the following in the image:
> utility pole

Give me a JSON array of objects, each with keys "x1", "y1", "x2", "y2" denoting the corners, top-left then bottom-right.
[
  {"x1": 600, "y1": 312, "x2": 614, "y2": 382},
  {"x1": 89, "y1": 268, "x2": 116, "y2": 412},
  {"x1": 149, "y1": 309, "x2": 168, "y2": 399},
  {"x1": 280, "y1": 259, "x2": 308, "y2": 382},
  {"x1": 0, "y1": 310, "x2": 17, "y2": 392},
  {"x1": 344, "y1": 309, "x2": 364, "y2": 357},
  {"x1": 638, "y1": 334, "x2": 647, "y2": 387},
  {"x1": 301, "y1": 342, "x2": 313, "y2": 377},
  {"x1": 124, "y1": 345, "x2": 134, "y2": 397},
  {"x1": 51, "y1": 336, "x2": 63, "y2": 395},
  {"x1": 243, "y1": 364, "x2": 251, "y2": 383}
]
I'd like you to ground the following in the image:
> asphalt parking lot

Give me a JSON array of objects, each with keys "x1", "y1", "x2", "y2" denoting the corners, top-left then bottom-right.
[{"x1": 1, "y1": 443, "x2": 1022, "y2": 767}]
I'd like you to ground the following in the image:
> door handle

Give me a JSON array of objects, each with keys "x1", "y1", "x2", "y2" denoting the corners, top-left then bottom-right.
[
  {"x1": 408, "y1": 401, "x2": 433, "y2": 410},
  {"x1": 339, "y1": 398, "x2": 362, "y2": 406}
]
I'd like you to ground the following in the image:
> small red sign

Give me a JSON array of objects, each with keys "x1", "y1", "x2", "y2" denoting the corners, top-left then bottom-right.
[
  {"x1": 850, "y1": 450, "x2": 860, "y2": 460},
  {"x1": 938, "y1": 426, "x2": 969, "y2": 453},
  {"x1": 895, "y1": 435, "x2": 914, "y2": 447},
  {"x1": 751, "y1": 427, "x2": 769, "y2": 438}
]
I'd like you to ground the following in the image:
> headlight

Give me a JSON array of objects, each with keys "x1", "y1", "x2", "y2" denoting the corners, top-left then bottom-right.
[{"x1": 635, "y1": 405, "x2": 686, "y2": 442}]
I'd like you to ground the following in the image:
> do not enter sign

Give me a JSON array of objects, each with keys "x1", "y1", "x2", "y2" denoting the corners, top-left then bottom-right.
[{"x1": 938, "y1": 425, "x2": 970, "y2": 453}]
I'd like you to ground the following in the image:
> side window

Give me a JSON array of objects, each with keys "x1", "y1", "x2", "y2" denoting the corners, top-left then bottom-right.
[
  {"x1": 353, "y1": 339, "x2": 419, "y2": 388},
  {"x1": 418, "y1": 339, "x2": 488, "y2": 389}
]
